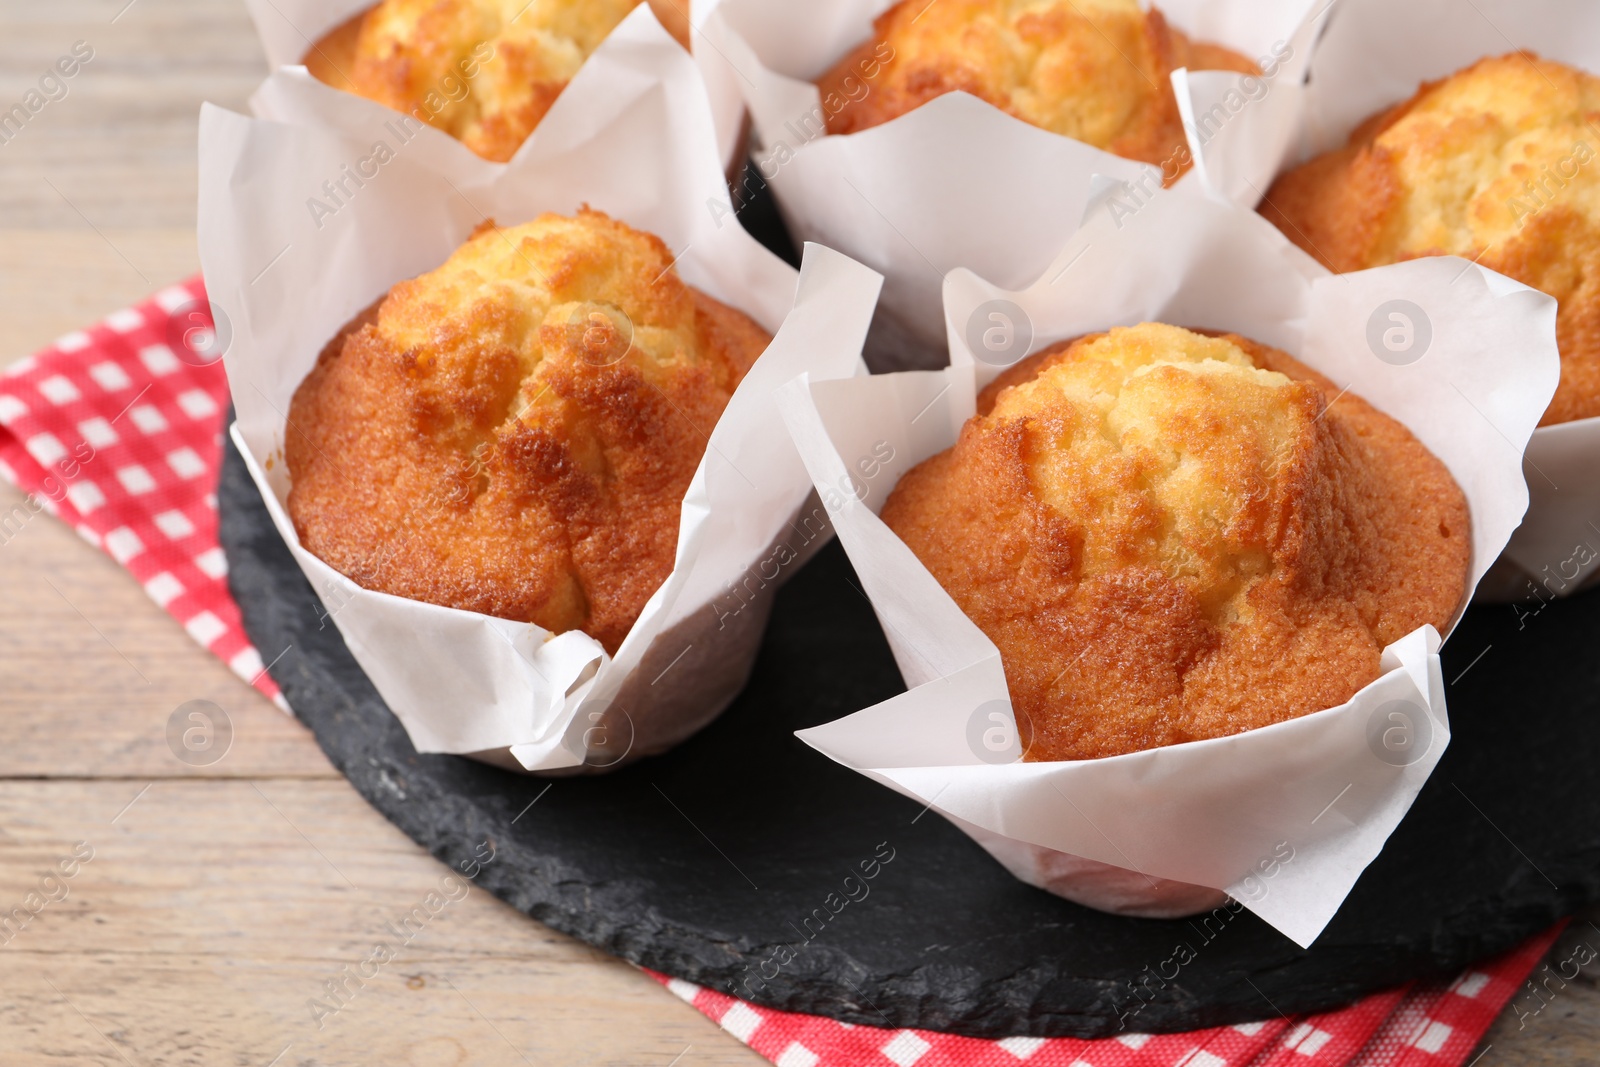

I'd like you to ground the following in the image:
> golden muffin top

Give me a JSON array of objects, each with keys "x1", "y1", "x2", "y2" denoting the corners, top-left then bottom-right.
[
  {"x1": 285, "y1": 209, "x2": 771, "y2": 653},
  {"x1": 1262, "y1": 53, "x2": 1600, "y2": 424},
  {"x1": 995, "y1": 325, "x2": 1315, "y2": 621},
  {"x1": 881, "y1": 323, "x2": 1469, "y2": 761},
  {"x1": 818, "y1": 0, "x2": 1257, "y2": 177},
  {"x1": 306, "y1": 0, "x2": 645, "y2": 162}
]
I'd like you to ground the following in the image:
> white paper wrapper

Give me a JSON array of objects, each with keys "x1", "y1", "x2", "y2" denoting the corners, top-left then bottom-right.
[
  {"x1": 241, "y1": 0, "x2": 747, "y2": 171},
  {"x1": 1215, "y1": 0, "x2": 1600, "y2": 599},
  {"x1": 776, "y1": 186, "x2": 1557, "y2": 947},
  {"x1": 701, "y1": 0, "x2": 1331, "y2": 371},
  {"x1": 198, "y1": 12, "x2": 884, "y2": 773}
]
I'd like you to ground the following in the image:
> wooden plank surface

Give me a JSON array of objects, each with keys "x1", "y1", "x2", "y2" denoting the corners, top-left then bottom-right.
[
  {"x1": 0, "y1": 1, "x2": 1592, "y2": 1064},
  {"x1": 0, "y1": 2, "x2": 763, "y2": 1064}
]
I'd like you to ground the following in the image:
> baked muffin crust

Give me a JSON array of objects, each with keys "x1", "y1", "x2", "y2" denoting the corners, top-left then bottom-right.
[
  {"x1": 1261, "y1": 53, "x2": 1600, "y2": 425},
  {"x1": 881, "y1": 324, "x2": 1469, "y2": 761},
  {"x1": 286, "y1": 209, "x2": 771, "y2": 653},
  {"x1": 305, "y1": 0, "x2": 653, "y2": 162},
  {"x1": 817, "y1": 0, "x2": 1258, "y2": 179}
]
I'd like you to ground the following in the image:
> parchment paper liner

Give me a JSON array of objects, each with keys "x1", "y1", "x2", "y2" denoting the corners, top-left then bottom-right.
[
  {"x1": 241, "y1": 0, "x2": 748, "y2": 174},
  {"x1": 699, "y1": 0, "x2": 1332, "y2": 371},
  {"x1": 1214, "y1": 0, "x2": 1600, "y2": 600},
  {"x1": 776, "y1": 186, "x2": 1557, "y2": 946},
  {"x1": 198, "y1": 12, "x2": 884, "y2": 773}
]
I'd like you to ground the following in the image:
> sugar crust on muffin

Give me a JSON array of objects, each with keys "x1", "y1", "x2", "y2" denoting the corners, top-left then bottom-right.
[
  {"x1": 285, "y1": 209, "x2": 771, "y2": 654},
  {"x1": 880, "y1": 323, "x2": 1470, "y2": 761},
  {"x1": 1261, "y1": 52, "x2": 1600, "y2": 426},
  {"x1": 305, "y1": 0, "x2": 660, "y2": 163},
  {"x1": 817, "y1": 0, "x2": 1258, "y2": 180}
]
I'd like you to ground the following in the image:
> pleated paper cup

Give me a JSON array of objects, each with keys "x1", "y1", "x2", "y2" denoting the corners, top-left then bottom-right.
[
  {"x1": 1222, "y1": 0, "x2": 1600, "y2": 601},
  {"x1": 199, "y1": 14, "x2": 884, "y2": 773},
  {"x1": 241, "y1": 0, "x2": 748, "y2": 176},
  {"x1": 699, "y1": 0, "x2": 1332, "y2": 371},
  {"x1": 776, "y1": 186, "x2": 1555, "y2": 947}
]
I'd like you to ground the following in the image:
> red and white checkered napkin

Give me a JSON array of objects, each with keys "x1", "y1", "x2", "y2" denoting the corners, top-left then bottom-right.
[
  {"x1": 0, "y1": 278, "x2": 1565, "y2": 1067},
  {"x1": 646, "y1": 924, "x2": 1562, "y2": 1067},
  {"x1": 0, "y1": 277, "x2": 279, "y2": 704}
]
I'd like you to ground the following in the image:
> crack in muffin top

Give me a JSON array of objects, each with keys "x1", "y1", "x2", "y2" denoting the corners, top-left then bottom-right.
[
  {"x1": 307, "y1": 0, "x2": 644, "y2": 162},
  {"x1": 881, "y1": 323, "x2": 1469, "y2": 760},
  {"x1": 817, "y1": 0, "x2": 1258, "y2": 179},
  {"x1": 1261, "y1": 53, "x2": 1600, "y2": 425},
  {"x1": 285, "y1": 208, "x2": 771, "y2": 653}
]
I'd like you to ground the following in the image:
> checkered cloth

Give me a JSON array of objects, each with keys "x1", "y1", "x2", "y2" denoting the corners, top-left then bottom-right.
[
  {"x1": 0, "y1": 278, "x2": 1566, "y2": 1067},
  {"x1": 0, "y1": 277, "x2": 280, "y2": 705},
  {"x1": 647, "y1": 926, "x2": 1559, "y2": 1066}
]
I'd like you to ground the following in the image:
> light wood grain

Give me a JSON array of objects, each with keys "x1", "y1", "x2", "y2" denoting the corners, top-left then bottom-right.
[
  {"x1": 0, "y1": 231, "x2": 200, "y2": 359},
  {"x1": 0, "y1": 781, "x2": 749, "y2": 1066},
  {"x1": 0, "y1": 1, "x2": 1591, "y2": 1064},
  {"x1": 0, "y1": 475, "x2": 331, "y2": 780},
  {"x1": 0, "y1": 2, "x2": 765, "y2": 1064}
]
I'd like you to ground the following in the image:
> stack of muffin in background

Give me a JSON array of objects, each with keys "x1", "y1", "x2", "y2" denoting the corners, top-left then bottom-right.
[{"x1": 199, "y1": 0, "x2": 1591, "y2": 946}]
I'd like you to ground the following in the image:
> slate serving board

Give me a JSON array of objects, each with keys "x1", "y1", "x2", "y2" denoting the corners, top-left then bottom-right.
[
  {"x1": 218, "y1": 167, "x2": 1600, "y2": 1037},
  {"x1": 220, "y1": 430, "x2": 1600, "y2": 1039}
]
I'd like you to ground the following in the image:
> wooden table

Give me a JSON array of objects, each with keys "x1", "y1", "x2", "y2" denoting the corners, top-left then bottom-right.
[{"x1": 0, "y1": 3, "x2": 1592, "y2": 1064}]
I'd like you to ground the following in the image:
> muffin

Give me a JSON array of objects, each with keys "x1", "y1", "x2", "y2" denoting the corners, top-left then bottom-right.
[
  {"x1": 305, "y1": 0, "x2": 690, "y2": 162},
  {"x1": 817, "y1": 0, "x2": 1259, "y2": 181},
  {"x1": 1260, "y1": 53, "x2": 1600, "y2": 426},
  {"x1": 285, "y1": 208, "x2": 771, "y2": 653},
  {"x1": 880, "y1": 323, "x2": 1469, "y2": 761}
]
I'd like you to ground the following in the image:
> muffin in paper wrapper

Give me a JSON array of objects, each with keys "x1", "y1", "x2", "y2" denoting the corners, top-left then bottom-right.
[
  {"x1": 198, "y1": 13, "x2": 884, "y2": 773},
  {"x1": 1204, "y1": 0, "x2": 1600, "y2": 601},
  {"x1": 700, "y1": 0, "x2": 1333, "y2": 371},
  {"x1": 241, "y1": 0, "x2": 748, "y2": 173},
  {"x1": 776, "y1": 186, "x2": 1556, "y2": 947}
]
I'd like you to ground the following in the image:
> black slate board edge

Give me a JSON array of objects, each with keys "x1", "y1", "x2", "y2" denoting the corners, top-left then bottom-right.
[
  {"x1": 213, "y1": 163, "x2": 1600, "y2": 1038},
  {"x1": 221, "y1": 427, "x2": 1600, "y2": 1038}
]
